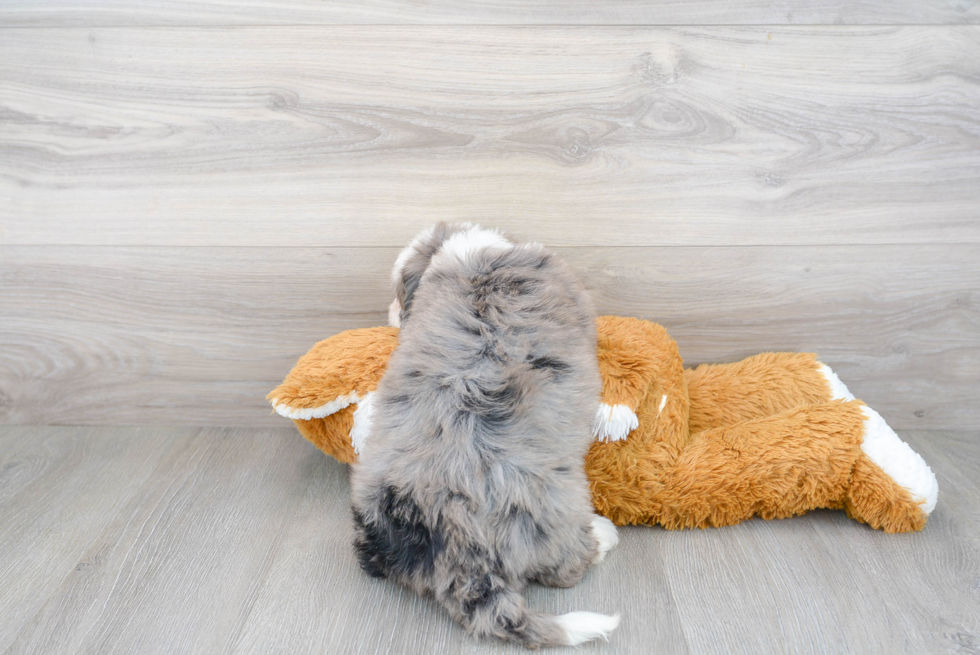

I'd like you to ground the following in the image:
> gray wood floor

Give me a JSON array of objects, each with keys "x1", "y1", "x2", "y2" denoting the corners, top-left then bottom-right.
[{"x1": 1, "y1": 425, "x2": 977, "y2": 654}]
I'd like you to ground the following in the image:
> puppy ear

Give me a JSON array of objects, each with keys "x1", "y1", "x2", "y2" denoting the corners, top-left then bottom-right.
[
  {"x1": 391, "y1": 222, "x2": 464, "y2": 323},
  {"x1": 387, "y1": 298, "x2": 402, "y2": 328},
  {"x1": 394, "y1": 247, "x2": 429, "y2": 322}
]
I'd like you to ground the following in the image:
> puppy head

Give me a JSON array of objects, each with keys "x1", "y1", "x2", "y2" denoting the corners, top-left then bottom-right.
[{"x1": 389, "y1": 222, "x2": 512, "y2": 326}]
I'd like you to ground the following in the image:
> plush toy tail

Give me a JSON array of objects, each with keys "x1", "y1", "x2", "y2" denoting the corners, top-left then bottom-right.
[
  {"x1": 440, "y1": 574, "x2": 620, "y2": 648},
  {"x1": 819, "y1": 366, "x2": 938, "y2": 532}
]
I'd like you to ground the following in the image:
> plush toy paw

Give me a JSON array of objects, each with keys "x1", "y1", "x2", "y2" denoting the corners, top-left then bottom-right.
[{"x1": 592, "y1": 403, "x2": 639, "y2": 442}]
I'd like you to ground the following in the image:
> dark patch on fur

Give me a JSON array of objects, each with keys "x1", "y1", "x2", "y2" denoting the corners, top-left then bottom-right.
[
  {"x1": 501, "y1": 614, "x2": 529, "y2": 639},
  {"x1": 353, "y1": 486, "x2": 444, "y2": 580},
  {"x1": 461, "y1": 574, "x2": 495, "y2": 617},
  {"x1": 527, "y1": 356, "x2": 569, "y2": 379},
  {"x1": 552, "y1": 465, "x2": 570, "y2": 473},
  {"x1": 506, "y1": 276, "x2": 535, "y2": 296},
  {"x1": 484, "y1": 380, "x2": 522, "y2": 409},
  {"x1": 457, "y1": 378, "x2": 522, "y2": 429},
  {"x1": 351, "y1": 508, "x2": 386, "y2": 578}
]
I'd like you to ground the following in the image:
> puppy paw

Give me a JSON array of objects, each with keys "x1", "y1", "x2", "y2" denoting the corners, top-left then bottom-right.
[{"x1": 590, "y1": 515, "x2": 619, "y2": 562}]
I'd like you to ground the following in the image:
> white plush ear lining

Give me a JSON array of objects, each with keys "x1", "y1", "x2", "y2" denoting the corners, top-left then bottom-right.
[
  {"x1": 270, "y1": 391, "x2": 363, "y2": 421},
  {"x1": 270, "y1": 390, "x2": 375, "y2": 455}
]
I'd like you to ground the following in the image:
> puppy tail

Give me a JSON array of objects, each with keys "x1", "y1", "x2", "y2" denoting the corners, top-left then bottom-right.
[
  {"x1": 445, "y1": 574, "x2": 620, "y2": 648},
  {"x1": 548, "y1": 611, "x2": 622, "y2": 647}
]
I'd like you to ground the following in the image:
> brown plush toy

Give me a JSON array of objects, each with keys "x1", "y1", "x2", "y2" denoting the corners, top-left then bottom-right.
[{"x1": 269, "y1": 316, "x2": 937, "y2": 533}]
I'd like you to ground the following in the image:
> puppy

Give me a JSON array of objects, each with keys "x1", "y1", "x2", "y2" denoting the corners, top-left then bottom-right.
[{"x1": 350, "y1": 223, "x2": 620, "y2": 648}]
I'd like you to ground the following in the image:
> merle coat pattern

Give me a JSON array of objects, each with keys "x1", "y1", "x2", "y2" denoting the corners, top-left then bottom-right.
[{"x1": 350, "y1": 223, "x2": 619, "y2": 648}]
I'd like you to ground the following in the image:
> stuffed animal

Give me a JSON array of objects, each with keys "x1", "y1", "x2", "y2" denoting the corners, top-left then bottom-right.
[{"x1": 269, "y1": 316, "x2": 938, "y2": 533}]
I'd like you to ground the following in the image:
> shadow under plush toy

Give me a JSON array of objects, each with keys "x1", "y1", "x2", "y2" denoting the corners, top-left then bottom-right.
[{"x1": 269, "y1": 316, "x2": 938, "y2": 533}]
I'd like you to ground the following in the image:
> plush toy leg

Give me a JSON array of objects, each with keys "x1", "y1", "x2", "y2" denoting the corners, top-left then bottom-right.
[
  {"x1": 655, "y1": 401, "x2": 866, "y2": 529},
  {"x1": 685, "y1": 352, "x2": 836, "y2": 434},
  {"x1": 654, "y1": 400, "x2": 936, "y2": 532}
]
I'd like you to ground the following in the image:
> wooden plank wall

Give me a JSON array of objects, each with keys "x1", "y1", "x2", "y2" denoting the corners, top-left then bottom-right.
[
  {"x1": 1, "y1": 1, "x2": 978, "y2": 26},
  {"x1": 1, "y1": 5, "x2": 978, "y2": 429}
]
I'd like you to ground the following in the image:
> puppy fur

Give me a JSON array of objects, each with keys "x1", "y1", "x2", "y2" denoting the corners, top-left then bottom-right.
[{"x1": 350, "y1": 223, "x2": 619, "y2": 648}]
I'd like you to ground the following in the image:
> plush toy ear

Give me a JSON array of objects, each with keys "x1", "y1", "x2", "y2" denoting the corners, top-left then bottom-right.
[
  {"x1": 268, "y1": 327, "x2": 399, "y2": 458},
  {"x1": 593, "y1": 316, "x2": 683, "y2": 442}
]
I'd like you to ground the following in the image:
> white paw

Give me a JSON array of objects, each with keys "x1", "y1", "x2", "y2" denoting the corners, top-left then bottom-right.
[
  {"x1": 554, "y1": 612, "x2": 621, "y2": 646},
  {"x1": 860, "y1": 406, "x2": 939, "y2": 515},
  {"x1": 592, "y1": 403, "x2": 639, "y2": 442},
  {"x1": 590, "y1": 515, "x2": 619, "y2": 562}
]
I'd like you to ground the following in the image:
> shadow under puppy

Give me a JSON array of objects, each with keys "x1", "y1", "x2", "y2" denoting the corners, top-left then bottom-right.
[{"x1": 351, "y1": 223, "x2": 621, "y2": 648}]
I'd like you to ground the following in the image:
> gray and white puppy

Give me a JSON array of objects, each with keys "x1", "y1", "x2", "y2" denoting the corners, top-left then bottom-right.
[{"x1": 351, "y1": 223, "x2": 620, "y2": 648}]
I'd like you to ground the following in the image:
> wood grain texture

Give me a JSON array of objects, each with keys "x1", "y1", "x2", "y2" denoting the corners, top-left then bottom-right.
[
  {"x1": 5, "y1": 0, "x2": 980, "y2": 27},
  {"x1": 1, "y1": 27, "x2": 979, "y2": 247},
  {"x1": 3, "y1": 427, "x2": 317, "y2": 654},
  {"x1": 0, "y1": 426, "x2": 977, "y2": 654},
  {"x1": 2, "y1": 0, "x2": 978, "y2": 27},
  {"x1": 0, "y1": 426, "x2": 181, "y2": 648},
  {"x1": 1, "y1": 244, "x2": 977, "y2": 429}
]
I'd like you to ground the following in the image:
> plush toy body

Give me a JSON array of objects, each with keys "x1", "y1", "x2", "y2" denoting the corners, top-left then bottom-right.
[{"x1": 269, "y1": 317, "x2": 937, "y2": 533}]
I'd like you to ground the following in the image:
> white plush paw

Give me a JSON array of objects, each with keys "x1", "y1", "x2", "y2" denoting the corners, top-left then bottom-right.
[
  {"x1": 590, "y1": 515, "x2": 619, "y2": 562},
  {"x1": 554, "y1": 612, "x2": 621, "y2": 646},
  {"x1": 860, "y1": 405, "x2": 939, "y2": 515},
  {"x1": 592, "y1": 403, "x2": 639, "y2": 442}
]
